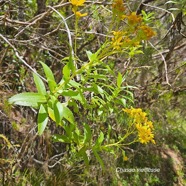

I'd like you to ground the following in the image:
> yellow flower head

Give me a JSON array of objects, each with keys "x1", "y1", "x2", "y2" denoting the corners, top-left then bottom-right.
[
  {"x1": 126, "y1": 12, "x2": 142, "y2": 25},
  {"x1": 136, "y1": 123, "x2": 155, "y2": 144},
  {"x1": 139, "y1": 25, "x2": 156, "y2": 39},
  {"x1": 69, "y1": 0, "x2": 86, "y2": 6},
  {"x1": 112, "y1": 0, "x2": 125, "y2": 20},
  {"x1": 112, "y1": 0, "x2": 125, "y2": 13},
  {"x1": 123, "y1": 107, "x2": 147, "y2": 123},
  {"x1": 146, "y1": 121, "x2": 154, "y2": 129},
  {"x1": 123, "y1": 155, "x2": 128, "y2": 161},
  {"x1": 123, "y1": 107, "x2": 155, "y2": 144},
  {"x1": 111, "y1": 31, "x2": 124, "y2": 50}
]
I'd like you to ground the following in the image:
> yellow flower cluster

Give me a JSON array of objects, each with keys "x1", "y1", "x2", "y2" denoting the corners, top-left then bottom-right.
[
  {"x1": 69, "y1": 0, "x2": 87, "y2": 18},
  {"x1": 125, "y1": 12, "x2": 142, "y2": 25},
  {"x1": 112, "y1": 31, "x2": 124, "y2": 50},
  {"x1": 112, "y1": 0, "x2": 125, "y2": 20},
  {"x1": 139, "y1": 25, "x2": 156, "y2": 39},
  {"x1": 123, "y1": 12, "x2": 156, "y2": 40},
  {"x1": 123, "y1": 108, "x2": 155, "y2": 144},
  {"x1": 111, "y1": 10, "x2": 156, "y2": 50},
  {"x1": 111, "y1": 12, "x2": 156, "y2": 50},
  {"x1": 69, "y1": 0, "x2": 85, "y2": 6}
]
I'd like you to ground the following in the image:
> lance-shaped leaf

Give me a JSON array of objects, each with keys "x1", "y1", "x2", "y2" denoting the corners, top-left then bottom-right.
[
  {"x1": 53, "y1": 102, "x2": 75, "y2": 124},
  {"x1": 92, "y1": 148, "x2": 105, "y2": 170},
  {"x1": 33, "y1": 73, "x2": 47, "y2": 95},
  {"x1": 96, "y1": 131, "x2": 104, "y2": 146},
  {"x1": 83, "y1": 123, "x2": 92, "y2": 144},
  {"x1": 63, "y1": 63, "x2": 71, "y2": 81},
  {"x1": 8, "y1": 93, "x2": 47, "y2": 108},
  {"x1": 61, "y1": 104, "x2": 75, "y2": 124},
  {"x1": 39, "y1": 61, "x2": 57, "y2": 92},
  {"x1": 54, "y1": 101, "x2": 63, "y2": 124},
  {"x1": 53, "y1": 134, "x2": 71, "y2": 143},
  {"x1": 117, "y1": 72, "x2": 123, "y2": 88},
  {"x1": 38, "y1": 104, "x2": 48, "y2": 135},
  {"x1": 77, "y1": 146, "x2": 89, "y2": 167}
]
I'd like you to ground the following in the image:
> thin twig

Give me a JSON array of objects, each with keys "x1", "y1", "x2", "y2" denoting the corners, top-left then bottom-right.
[
  {"x1": 49, "y1": 152, "x2": 65, "y2": 162},
  {"x1": 152, "y1": 41, "x2": 186, "y2": 59},
  {"x1": 15, "y1": 12, "x2": 50, "y2": 38},
  {"x1": 0, "y1": 34, "x2": 47, "y2": 82},
  {"x1": 33, "y1": 152, "x2": 65, "y2": 168},
  {"x1": 149, "y1": 41, "x2": 171, "y2": 86}
]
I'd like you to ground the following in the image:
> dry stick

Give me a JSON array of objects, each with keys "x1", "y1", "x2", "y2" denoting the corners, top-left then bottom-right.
[
  {"x1": 15, "y1": 3, "x2": 70, "y2": 37},
  {"x1": 152, "y1": 41, "x2": 186, "y2": 59},
  {"x1": 43, "y1": 22, "x2": 62, "y2": 36},
  {"x1": 149, "y1": 41, "x2": 171, "y2": 86},
  {"x1": 0, "y1": 34, "x2": 47, "y2": 82},
  {"x1": 33, "y1": 152, "x2": 65, "y2": 168},
  {"x1": 15, "y1": 11, "x2": 49, "y2": 38},
  {"x1": 3, "y1": 17, "x2": 30, "y2": 25}
]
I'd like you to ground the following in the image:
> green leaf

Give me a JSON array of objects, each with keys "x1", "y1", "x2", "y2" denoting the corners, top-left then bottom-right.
[
  {"x1": 48, "y1": 106, "x2": 55, "y2": 122},
  {"x1": 53, "y1": 134, "x2": 71, "y2": 143},
  {"x1": 96, "y1": 131, "x2": 104, "y2": 146},
  {"x1": 120, "y1": 98, "x2": 126, "y2": 107},
  {"x1": 86, "y1": 51, "x2": 97, "y2": 62},
  {"x1": 106, "y1": 124, "x2": 112, "y2": 141},
  {"x1": 61, "y1": 104, "x2": 75, "y2": 124},
  {"x1": 38, "y1": 104, "x2": 48, "y2": 135},
  {"x1": 39, "y1": 61, "x2": 57, "y2": 92},
  {"x1": 47, "y1": 96, "x2": 57, "y2": 121},
  {"x1": 73, "y1": 131, "x2": 80, "y2": 145},
  {"x1": 83, "y1": 123, "x2": 92, "y2": 144},
  {"x1": 69, "y1": 80, "x2": 81, "y2": 88},
  {"x1": 63, "y1": 63, "x2": 71, "y2": 81},
  {"x1": 93, "y1": 84, "x2": 104, "y2": 96},
  {"x1": 92, "y1": 148, "x2": 104, "y2": 170},
  {"x1": 33, "y1": 73, "x2": 47, "y2": 95},
  {"x1": 61, "y1": 90, "x2": 79, "y2": 97},
  {"x1": 63, "y1": 123, "x2": 76, "y2": 139},
  {"x1": 117, "y1": 72, "x2": 123, "y2": 87},
  {"x1": 77, "y1": 146, "x2": 89, "y2": 167},
  {"x1": 82, "y1": 151, "x2": 89, "y2": 167},
  {"x1": 48, "y1": 79, "x2": 57, "y2": 92},
  {"x1": 69, "y1": 55, "x2": 75, "y2": 74},
  {"x1": 72, "y1": 92, "x2": 86, "y2": 105},
  {"x1": 54, "y1": 101, "x2": 63, "y2": 124},
  {"x1": 8, "y1": 93, "x2": 47, "y2": 108}
]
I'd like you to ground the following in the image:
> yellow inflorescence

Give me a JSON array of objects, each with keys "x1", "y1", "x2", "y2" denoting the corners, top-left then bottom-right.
[
  {"x1": 126, "y1": 12, "x2": 142, "y2": 25},
  {"x1": 112, "y1": 31, "x2": 124, "y2": 50},
  {"x1": 112, "y1": 0, "x2": 125, "y2": 14},
  {"x1": 139, "y1": 25, "x2": 156, "y2": 39},
  {"x1": 69, "y1": 0, "x2": 87, "y2": 18},
  {"x1": 123, "y1": 108, "x2": 155, "y2": 144},
  {"x1": 111, "y1": 5, "x2": 156, "y2": 50},
  {"x1": 69, "y1": 0, "x2": 86, "y2": 6},
  {"x1": 136, "y1": 123, "x2": 155, "y2": 144}
]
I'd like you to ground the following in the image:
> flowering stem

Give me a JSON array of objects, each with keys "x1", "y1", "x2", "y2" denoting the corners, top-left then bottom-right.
[
  {"x1": 103, "y1": 130, "x2": 134, "y2": 148},
  {"x1": 74, "y1": 15, "x2": 78, "y2": 56}
]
